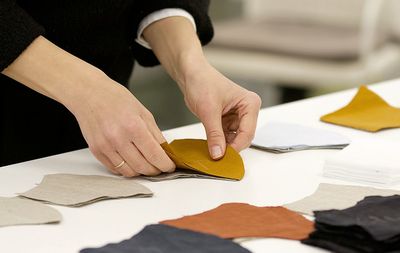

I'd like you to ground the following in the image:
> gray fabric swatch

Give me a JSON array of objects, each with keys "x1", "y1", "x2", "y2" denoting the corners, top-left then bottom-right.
[
  {"x1": 80, "y1": 224, "x2": 251, "y2": 253},
  {"x1": 284, "y1": 183, "x2": 400, "y2": 216},
  {"x1": 0, "y1": 197, "x2": 61, "y2": 227},
  {"x1": 19, "y1": 174, "x2": 153, "y2": 207},
  {"x1": 141, "y1": 170, "x2": 234, "y2": 182},
  {"x1": 252, "y1": 122, "x2": 350, "y2": 153}
]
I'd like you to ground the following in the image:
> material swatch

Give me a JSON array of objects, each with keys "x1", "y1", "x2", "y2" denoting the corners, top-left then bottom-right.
[
  {"x1": 251, "y1": 122, "x2": 350, "y2": 153},
  {"x1": 284, "y1": 183, "x2": 400, "y2": 216},
  {"x1": 159, "y1": 139, "x2": 244, "y2": 180},
  {"x1": 141, "y1": 170, "x2": 232, "y2": 182},
  {"x1": 302, "y1": 195, "x2": 400, "y2": 253},
  {"x1": 19, "y1": 174, "x2": 153, "y2": 207},
  {"x1": 321, "y1": 85, "x2": 400, "y2": 132},
  {"x1": 323, "y1": 139, "x2": 400, "y2": 186},
  {"x1": 0, "y1": 197, "x2": 61, "y2": 227},
  {"x1": 80, "y1": 224, "x2": 251, "y2": 253},
  {"x1": 161, "y1": 203, "x2": 314, "y2": 240}
]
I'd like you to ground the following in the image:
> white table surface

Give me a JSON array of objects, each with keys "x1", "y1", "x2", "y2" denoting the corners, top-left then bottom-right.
[{"x1": 1, "y1": 79, "x2": 400, "y2": 253}]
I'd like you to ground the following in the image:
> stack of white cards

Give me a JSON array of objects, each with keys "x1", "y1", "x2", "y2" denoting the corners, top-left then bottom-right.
[
  {"x1": 251, "y1": 122, "x2": 350, "y2": 153},
  {"x1": 324, "y1": 138, "x2": 400, "y2": 186}
]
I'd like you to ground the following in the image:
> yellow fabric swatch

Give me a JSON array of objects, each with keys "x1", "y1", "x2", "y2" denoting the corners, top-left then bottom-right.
[
  {"x1": 161, "y1": 139, "x2": 244, "y2": 180},
  {"x1": 321, "y1": 86, "x2": 400, "y2": 132}
]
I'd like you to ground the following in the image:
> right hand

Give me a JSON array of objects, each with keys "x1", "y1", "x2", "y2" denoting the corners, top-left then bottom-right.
[{"x1": 72, "y1": 76, "x2": 175, "y2": 177}]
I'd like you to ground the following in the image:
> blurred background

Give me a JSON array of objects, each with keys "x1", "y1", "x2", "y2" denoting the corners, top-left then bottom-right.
[{"x1": 129, "y1": 0, "x2": 400, "y2": 130}]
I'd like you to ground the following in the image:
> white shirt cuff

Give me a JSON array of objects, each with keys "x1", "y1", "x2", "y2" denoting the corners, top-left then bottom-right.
[{"x1": 136, "y1": 8, "x2": 196, "y2": 50}]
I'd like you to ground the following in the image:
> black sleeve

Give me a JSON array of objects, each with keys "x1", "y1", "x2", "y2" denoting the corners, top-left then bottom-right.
[
  {"x1": 0, "y1": 0, "x2": 45, "y2": 71},
  {"x1": 130, "y1": 0, "x2": 214, "y2": 67}
]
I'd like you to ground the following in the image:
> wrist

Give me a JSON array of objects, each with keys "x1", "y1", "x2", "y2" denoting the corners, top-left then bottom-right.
[{"x1": 175, "y1": 51, "x2": 210, "y2": 92}]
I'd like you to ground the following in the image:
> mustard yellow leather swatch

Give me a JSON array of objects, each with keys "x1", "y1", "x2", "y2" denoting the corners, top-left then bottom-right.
[
  {"x1": 321, "y1": 86, "x2": 400, "y2": 132},
  {"x1": 161, "y1": 139, "x2": 244, "y2": 180}
]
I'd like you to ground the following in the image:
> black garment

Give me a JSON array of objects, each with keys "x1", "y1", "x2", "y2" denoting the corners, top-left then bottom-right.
[
  {"x1": 302, "y1": 195, "x2": 400, "y2": 253},
  {"x1": 0, "y1": 1, "x2": 213, "y2": 166},
  {"x1": 80, "y1": 224, "x2": 251, "y2": 253}
]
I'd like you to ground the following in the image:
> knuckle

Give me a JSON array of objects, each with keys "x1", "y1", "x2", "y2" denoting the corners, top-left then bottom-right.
[
  {"x1": 244, "y1": 131, "x2": 255, "y2": 142},
  {"x1": 90, "y1": 139, "x2": 109, "y2": 153},
  {"x1": 249, "y1": 92, "x2": 262, "y2": 107},
  {"x1": 124, "y1": 118, "x2": 141, "y2": 132},
  {"x1": 104, "y1": 126, "x2": 121, "y2": 143},
  {"x1": 208, "y1": 129, "x2": 225, "y2": 139},
  {"x1": 143, "y1": 169, "x2": 161, "y2": 176},
  {"x1": 142, "y1": 110, "x2": 156, "y2": 122},
  {"x1": 120, "y1": 167, "x2": 137, "y2": 178}
]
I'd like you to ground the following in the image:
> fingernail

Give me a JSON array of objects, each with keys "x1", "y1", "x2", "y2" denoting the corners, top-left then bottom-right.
[{"x1": 211, "y1": 145, "x2": 223, "y2": 159}]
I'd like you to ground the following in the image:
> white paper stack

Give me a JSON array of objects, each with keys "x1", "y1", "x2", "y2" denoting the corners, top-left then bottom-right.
[
  {"x1": 324, "y1": 138, "x2": 400, "y2": 186},
  {"x1": 251, "y1": 122, "x2": 350, "y2": 153}
]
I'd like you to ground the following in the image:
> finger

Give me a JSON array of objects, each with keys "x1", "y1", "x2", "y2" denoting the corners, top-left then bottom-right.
[
  {"x1": 230, "y1": 105, "x2": 260, "y2": 152},
  {"x1": 106, "y1": 150, "x2": 139, "y2": 177},
  {"x1": 118, "y1": 142, "x2": 162, "y2": 176},
  {"x1": 143, "y1": 113, "x2": 175, "y2": 172},
  {"x1": 91, "y1": 150, "x2": 121, "y2": 175},
  {"x1": 222, "y1": 111, "x2": 240, "y2": 144},
  {"x1": 201, "y1": 108, "x2": 226, "y2": 160},
  {"x1": 130, "y1": 119, "x2": 175, "y2": 172}
]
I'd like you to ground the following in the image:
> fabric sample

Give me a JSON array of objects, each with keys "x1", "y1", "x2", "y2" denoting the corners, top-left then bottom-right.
[
  {"x1": 141, "y1": 170, "x2": 233, "y2": 182},
  {"x1": 0, "y1": 197, "x2": 61, "y2": 227},
  {"x1": 302, "y1": 195, "x2": 400, "y2": 253},
  {"x1": 323, "y1": 139, "x2": 400, "y2": 186},
  {"x1": 159, "y1": 139, "x2": 244, "y2": 180},
  {"x1": 19, "y1": 174, "x2": 153, "y2": 207},
  {"x1": 321, "y1": 85, "x2": 400, "y2": 132},
  {"x1": 251, "y1": 122, "x2": 350, "y2": 153},
  {"x1": 161, "y1": 203, "x2": 314, "y2": 240},
  {"x1": 80, "y1": 224, "x2": 251, "y2": 253},
  {"x1": 284, "y1": 183, "x2": 400, "y2": 215}
]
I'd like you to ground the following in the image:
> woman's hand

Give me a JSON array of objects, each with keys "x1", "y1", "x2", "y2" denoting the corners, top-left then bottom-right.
[
  {"x1": 181, "y1": 63, "x2": 261, "y2": 159},
  {"x1": 73, "y1": 76, "x2": 175, "y2": 177},
  {"x1": 143, "y1": 17, "x2": 261, "y2": 159},
  {"x1": 2, "y1": 36, "x2": 175, "y2": 177}
]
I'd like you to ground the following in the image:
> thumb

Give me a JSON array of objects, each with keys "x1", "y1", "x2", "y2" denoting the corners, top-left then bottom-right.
[{"x1": 202, "y1": 113, "x2": 226, "y2": 160}]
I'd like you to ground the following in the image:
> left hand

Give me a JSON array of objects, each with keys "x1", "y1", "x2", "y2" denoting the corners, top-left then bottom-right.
[
  {"x1": 181, "y1": 62, "x2": 261, "y2": 159},
  {"x1": 142, "y1": 16, "x2": 261, "y2": 159}
]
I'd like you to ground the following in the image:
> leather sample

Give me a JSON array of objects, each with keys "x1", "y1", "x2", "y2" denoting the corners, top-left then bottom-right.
[
  {"x1": 80, "y1": 224, "x2": 251, "y2": 253},
  {"x1": 19, "y1": 174, "x2": 153, "y2": 207},
  {"x1": 252, "y1": 122, "x2": 350, "y2": 153},
  {"x1": 0, "y1": 197, "x2": 61, "y2": 227},
  {"x1": 321, "y1": 85, "x2": 400, "y2": 132},
  {"x1": 302, "y1": 195, "x2": 400, "y2": 253},
  {"x1": 161, "y1": 203, "x2": 314, "y2": 240},
  {"x1": 323, "y1": 139, "x2": 400, "y2": 186},
  {"x1": 284, "y1": 183, "x2": 400, "y2": 215},
  {"x1": 141, "y1": 170, "x2": 233, "y2": 182},
  {"x1": 159, "y1": 139, "x2": 244, "y2": 180}
]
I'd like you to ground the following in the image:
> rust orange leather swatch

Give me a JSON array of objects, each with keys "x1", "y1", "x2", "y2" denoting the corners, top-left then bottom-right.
[
  {"x1": 161, "y1": 203, "x2": 314, "y2": 240},
  {"x1": 321, "y1": 86, "x2": 400, "y2": 132},
  {"x1": 161, "y1": 139, "x2": 244, "y2": 180}
]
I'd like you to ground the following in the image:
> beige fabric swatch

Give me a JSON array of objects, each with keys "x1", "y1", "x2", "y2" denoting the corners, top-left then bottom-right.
[
  {"x1": 141, "y1": 170, "x2": 235, "y2": 182},
  {"x1": 19, "y1": 174, "x2": 153, "y2": 207},
  {"x1": 284, "y1": 183, "x2": 400, "y2": 216},
  {"x1": 0, "y1": 197, "x2": 61, "y2": 227}
]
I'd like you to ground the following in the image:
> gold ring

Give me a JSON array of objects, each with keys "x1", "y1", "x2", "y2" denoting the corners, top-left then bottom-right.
[{"x1": 114, "y1": 160, "x2": 125, "y2": 169}]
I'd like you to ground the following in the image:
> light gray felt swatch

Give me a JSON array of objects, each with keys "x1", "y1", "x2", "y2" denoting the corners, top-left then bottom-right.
[
  {"x1": 0, "y1": 197, "x2": 61, "y2": 227},
  {"x1": 284, "y1": 183, "x2": 400, "y2": 216},
  {"x1": 141, "y1": 170, "x2": 234, "y2": 182},
  {"x1": 19, "y1": 174, "x2": 153, "y2": 207}
]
